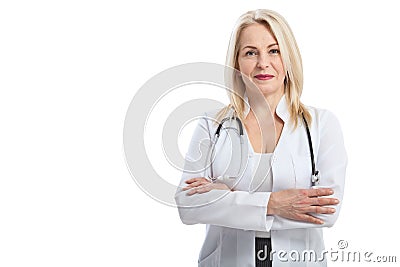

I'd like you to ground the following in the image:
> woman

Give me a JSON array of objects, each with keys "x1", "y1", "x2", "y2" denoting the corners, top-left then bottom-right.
[{"x1": 175, "y1": 9, "x2": 347, "y2": 267}]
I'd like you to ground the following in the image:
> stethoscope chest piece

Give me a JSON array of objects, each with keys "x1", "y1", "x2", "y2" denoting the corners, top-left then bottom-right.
[{"x1": 311, "y1": 170, "x2": 320, "y2": 187}]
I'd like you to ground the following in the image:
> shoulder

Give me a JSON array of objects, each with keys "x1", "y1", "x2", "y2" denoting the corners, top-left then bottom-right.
[
  {"x1": 203, "y1": 105, "x2": 232, "y2": 124},
  {"x1": 306, "y1": 105, "x2": 341, "y2": 127},
  {"x1": 195, "y1": 106, "x2": 230, "y2": 135},
  {"x1": 203, "y1": 107, "x2": 223, "y2": 120},
  {"x1": 305, "y1": 105, "x2": 344, "y2": 139}
]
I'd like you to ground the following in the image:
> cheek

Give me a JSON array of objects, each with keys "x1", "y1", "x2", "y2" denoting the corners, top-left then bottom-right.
[
  {"x1": 238, "y1": 59, "x2": 253, "y2": 75},
  {"x1": 272, "y1": 58, "x2": 285, "y2": 75}
]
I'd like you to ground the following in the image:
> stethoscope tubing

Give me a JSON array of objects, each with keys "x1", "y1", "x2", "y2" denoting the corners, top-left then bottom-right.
[{"x1": 208, "y1": 113, "x2": 320, "y2": 189}]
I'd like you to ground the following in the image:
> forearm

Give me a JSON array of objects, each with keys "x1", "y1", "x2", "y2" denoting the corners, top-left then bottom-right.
[{"x1": 175, "y1": 189, "x2": 273, "y2": 231}]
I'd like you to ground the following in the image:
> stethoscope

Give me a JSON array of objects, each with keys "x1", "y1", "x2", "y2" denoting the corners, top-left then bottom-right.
[{"x1": 207, "y1": 114, "x2": 320, "y2": 189}]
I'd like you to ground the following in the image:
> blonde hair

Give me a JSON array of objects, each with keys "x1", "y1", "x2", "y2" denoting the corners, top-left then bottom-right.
[{"x1": 217, "y1": 9, "x2": 311, "y2": 128}]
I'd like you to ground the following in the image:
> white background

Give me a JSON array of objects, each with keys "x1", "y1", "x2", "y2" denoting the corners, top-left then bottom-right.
[{"x1": 1, "y1": 0, "x2": 399, "y2": 266}]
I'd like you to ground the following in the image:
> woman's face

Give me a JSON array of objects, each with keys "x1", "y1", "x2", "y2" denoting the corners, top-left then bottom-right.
[{"x1": 237, "y1": 23, "x2": 285, "y2": 98}]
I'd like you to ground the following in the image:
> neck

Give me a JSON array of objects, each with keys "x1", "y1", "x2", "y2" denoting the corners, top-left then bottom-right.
[
  {"x1": 246, "y1": 91, "x2": 284, "y2": 117},
  {"x1": 262, "y1": 93, "x2": 283, "y2": 114},
  {"x1": 244, "y1": 89, "x2": 284, "y2": 153}
]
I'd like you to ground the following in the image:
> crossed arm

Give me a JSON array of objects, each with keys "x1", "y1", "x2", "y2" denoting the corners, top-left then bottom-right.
[
  {"x1": 183, "y1": 178, "x2": 338, "y2": 225},
  {"x1": 176, "y1": 110, "x2": 347, "y2": 230}
]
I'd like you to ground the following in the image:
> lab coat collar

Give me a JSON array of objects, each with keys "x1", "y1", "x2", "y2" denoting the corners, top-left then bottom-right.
[
  {"x1": 243, "y1": 93, "x2": 290, "y2": 122},
  {"x1": 276, "y1": 95, "x2": 290, "y2": 122}
]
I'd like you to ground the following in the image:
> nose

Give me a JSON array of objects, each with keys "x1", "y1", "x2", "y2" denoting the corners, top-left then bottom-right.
[{"x1": 256, "y1": 53, "x2": 270, "y2": 69}]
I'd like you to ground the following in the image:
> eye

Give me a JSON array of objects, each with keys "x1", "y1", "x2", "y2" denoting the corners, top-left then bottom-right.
[
  {"x1": 269, "y1": 49, "x2": 280, "y2": 54},
  {"x1": 245, "y1": 50, "x2": 257, "y2": 56}
]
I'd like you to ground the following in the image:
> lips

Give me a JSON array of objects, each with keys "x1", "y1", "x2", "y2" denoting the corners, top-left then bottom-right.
[{"x1": 254, "y1": 74, "x2": 274, "y2": 80}]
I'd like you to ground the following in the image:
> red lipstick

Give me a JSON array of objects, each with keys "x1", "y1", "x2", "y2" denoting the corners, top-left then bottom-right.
[{"x1": 255, "y1": 74, "x2": 274, "y2": 80}]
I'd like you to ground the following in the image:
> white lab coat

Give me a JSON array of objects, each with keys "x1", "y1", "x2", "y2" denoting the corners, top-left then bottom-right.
[{"x1": 175, "y1": 96, "x2": 347, "y2": 267}]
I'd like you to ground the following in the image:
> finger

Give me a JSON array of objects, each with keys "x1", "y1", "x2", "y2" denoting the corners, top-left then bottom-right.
[
  {"x1": 186, "y1": 185, "x2": 211, "y2": 196},
  {"x1": 195, "y1": 185, "x2": 212, "y2": 194},
  {"x1": 182, "y1": 181, "x2": 209, "y2": 191},
  {"x1": 186, "y1": 188, "x2": 198, "y2": 196},
  {"x1": 297, "y1": 214, "x2": 324, "y2": 224},
  {"x1": 304, "y1": 206, "x2": 336, "y2": 214},
  {"x1": 306, "y1": 188, "x2": 334, "y2": 197},
  {"x1": 310, "y1": 197, "x2": 340, "y2": 206},
  {"x1": 185, "y1": 177, "x2": 208, "y2": 184},
  {"x1": 185, "y1": 177, "x2": 205, "y2": 184}
]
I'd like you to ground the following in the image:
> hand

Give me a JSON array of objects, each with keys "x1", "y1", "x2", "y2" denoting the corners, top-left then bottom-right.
[
  {"x1": 267, "y1": 188, "x2": 339, "y2": 224},
  {"x1": 183, "y1": 177, "x2": 231, "y2": 196}
]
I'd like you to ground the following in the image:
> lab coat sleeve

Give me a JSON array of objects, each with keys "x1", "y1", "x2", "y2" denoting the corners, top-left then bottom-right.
[
  {"x1": 175, "y1": 113, "x2": 273, "y2": 231},
  {"x1": 270, "y1": 110, "x2": 348, "y2": 230}
]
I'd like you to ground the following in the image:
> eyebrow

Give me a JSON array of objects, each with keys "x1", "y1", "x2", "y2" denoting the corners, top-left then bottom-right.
[{"x1": 241, "y1": 43, "x2": 278, "y2": 50}]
